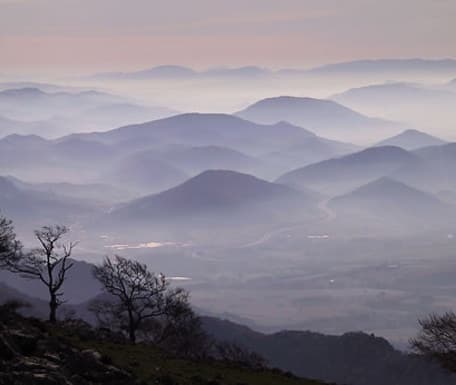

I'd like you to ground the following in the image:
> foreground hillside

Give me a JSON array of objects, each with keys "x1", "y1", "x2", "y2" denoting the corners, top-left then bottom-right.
[
  {"x1": 203, "y1": 317, "x2": 456, "y2": 385},
  {"x1": 0, "y1": 307, "x2": 326, "y2": 385},
  {"x1": 1, "y1": 281, "x2": 454, "y2": 385}
]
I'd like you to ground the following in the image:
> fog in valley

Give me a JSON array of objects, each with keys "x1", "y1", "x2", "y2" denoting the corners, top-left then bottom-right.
[{"x1": 1, "y1": 59, "x2": 456, "y2": 352}]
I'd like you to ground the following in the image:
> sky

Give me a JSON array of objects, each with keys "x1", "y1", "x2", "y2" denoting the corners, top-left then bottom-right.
[{"x1": 1, "y1": 0, "x2": 456, "y2": 74}]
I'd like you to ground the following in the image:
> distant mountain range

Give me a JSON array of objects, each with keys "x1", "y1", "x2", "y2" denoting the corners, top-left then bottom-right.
[
  {"x1": 276, "y1": 146, "x2": 418, "y2": 194},
  {"x1": 0, "y1": 113, "x2": 355, "y2": 193},
  {"x1": 236, "y1": 96, "x2": 403, "y2": 144},
  {"x1": 80, "y1": 113, "x2": 315, "y2": 152},
  {"x1": 308, "y1": 58, "x2": 456, "y2": 76},
  {"x1": 0, "y1": 81, "x2": 89, "y2": 93},
  {"x1": 331, "y1": 82, "x2": 456, "y2": 135},
  {"x1": 375, "y1": 129, "x2": 446, "y2": 150},
  {"x1": 1, "y1": 106, "x2": 455, "y2": 238},
  {"x1": 332, "y1": 82, "x2": 456, "y2": 106},
  {"x1": 91, "y1": 65, "x2": 271, "y2": 80},
  {"x1": 72, "y1": 113, "x2": 354, "y2": 175},
  {"x1": 0, "y1": 87, "x2": 176, "y2": 137},
  {"x1": 91, "y1": 59, "x2": 456, "y2": 81}
]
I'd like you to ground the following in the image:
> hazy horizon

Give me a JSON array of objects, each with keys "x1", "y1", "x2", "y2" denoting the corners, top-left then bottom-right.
[{"x1": 1, "y1": 0, "x2": 456, "y2": 75}]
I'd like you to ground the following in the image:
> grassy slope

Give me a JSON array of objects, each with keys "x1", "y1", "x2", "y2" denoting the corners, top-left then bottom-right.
[{"x1": 68, "y1": 337, "x2": 326, "y2": 385}]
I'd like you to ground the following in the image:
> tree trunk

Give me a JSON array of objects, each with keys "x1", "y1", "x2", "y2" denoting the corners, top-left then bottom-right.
[
  {"x1": 49, "y1": 294, "x2": 57, "y2": 323},
  {"x1": 129, "y1": 326, "x2": 136, "y2": 343},
  {"x1": 127, "y1": 309, "x2": 136, "y2": 343}
]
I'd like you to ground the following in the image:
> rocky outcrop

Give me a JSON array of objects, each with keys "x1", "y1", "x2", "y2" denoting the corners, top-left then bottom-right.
[{"x1": 0, "y1": 303, "x2": 139, "y2": 385}]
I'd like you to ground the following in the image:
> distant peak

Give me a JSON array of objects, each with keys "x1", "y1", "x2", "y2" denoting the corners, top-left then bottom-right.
[
  {"x1": 258, "y1": 95, "x2": 321, "y2": 103},
  {"x1": 402, "y1": 128, "x2": 423, "y2": 135},
  {"x1": 0, "y1": 87, "x2": 46, "y2": 95},
  {"x1": 192, "y1": 169, "x2": 256, "y2": 180},
  {"x1": 2, "y1": 133, "x2": 46, "y2": 142},
  {"x1": 359, "y1": 145, "x2": 410, "y2": 154},
  {"x1": 375, "y1": 129, "x2": 446, "y2": 150}
]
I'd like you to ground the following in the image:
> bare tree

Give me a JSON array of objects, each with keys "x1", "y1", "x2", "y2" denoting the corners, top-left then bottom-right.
[
  {"x1": 149, "y1": 295, "x2": 211, "y2": 358},
  {"x1": 215, "y1": 341, "x2": 267, "y2": 369},
  {"x1": 410, "y1": 312, "x2": 456, "y2": 373},
  {"x1": 0, "y1": 215, "x2": 22, "y2": 268},
  {"x1": 92, "y1": 255, "x2": 187, "y2": 343},
  {"x1": 9, "y1": 225, "x2": 77, "y2": 323}
]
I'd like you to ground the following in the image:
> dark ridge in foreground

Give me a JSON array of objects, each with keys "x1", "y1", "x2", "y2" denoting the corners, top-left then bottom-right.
[
  {"x1": 203, "y1": 317, "x2": 456, "y2": 385},
  {"x1": 0, "y1": 307, "x2": 326, "y2": 385}
]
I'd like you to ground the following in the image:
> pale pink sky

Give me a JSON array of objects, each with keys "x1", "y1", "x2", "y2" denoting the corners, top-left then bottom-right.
[{"x1": 1, "y1": 0, "x2": 455, "y2": 74}]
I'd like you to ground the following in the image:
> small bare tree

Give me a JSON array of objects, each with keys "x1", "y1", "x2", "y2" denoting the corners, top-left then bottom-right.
[
  {"x1": 92, "y1": 255, "x2": 187, "y2": 343},
  {"x1": 0, "y1": 215, "x2": 22, "y2": 268},
  {"x1": 9, "y1": 225, "x2": 77, "y2": 323},
  {"x1": 215, "y1": 341, "x2": 267, "y2": 369},
  {"x1": 410, "y1": 312, "x2": 456, "y2": 373}
]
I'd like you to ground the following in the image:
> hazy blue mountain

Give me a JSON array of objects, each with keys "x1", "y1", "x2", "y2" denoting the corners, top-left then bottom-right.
[
  {"x1": 308, "y1": 58, "x2": 456, "y2": 76},
  {"x1": 76, "y1": 113, "x2": 317, "y2": 155},
  {"x1": 0, "y1": 87, "x2": 175, "y2": 136},
  {"x1": 0, "y1": 81, "x2": 88, "y2": 93},
  {"x1": 331, "y1": 81, "x2": 456, "y2": 138},
  {"x1": 0, "y1": 134, "x2": 119, "y2": 183},
  {"x1": 68, "y1": 113, "x2": 358, "y2": 178},
  {"x1": 414, "y1": 142, "x2": 456, "y2": 162},
  {"x1": 0, "y1": 114, "x2": 63, "y2": 138},
  {"x1": 0, "y1": 133, "x2": 48, "y2": 148},
  {"x1": 0, "y1": 259, "x2": 101, "y2": 305},
  {"x1": 91, "y1": 65, "x2": 271, "y2": 80},
  {"x1": 331, "y1": 82, "x2": 456, "y2": 125},
  {"x1": 329, "y1": 177, "x2": 447, "y2": 219},
  {"x1": 375, "y1": 129, "x2": 446, "y2": 150},
  {"x1": 204, "y1": 66, "x2": 270, "y2": 78},
  {"x1": 0, "y1": 87, "x2": 121, "y2": 109},
  {"x1": 332, "y1": 82, "x2": 456, "y2": 105},
  {"x1": 109, "y1": 170, "x2": 312, "y2": 224},
  {"x1": 92, "y1": 65, "x2": 197, "y2": 80},
  {"x1": 81, "y1": 102, "x2": 177, "y2": 127},
  {"x1": 6, "y1": 176, "x2": 133, "y2": 206},
  {"x1": 105, "y1": 150, "x2": 188, "y2": 193},
  {"x1": 161, "y1": 145, "x2": 263, "y2": 175},
  {"x1": 52, "y1": 137, "x2": 116, "y2": 163},
  {"x1": 392, "y1": 143, "x2": 456, "y2": 192},
  {"x1": 91, "y1": 60, "x2": 456, "y2": 81},
  {"x1": 0, "y1": 134, "x2": 52, "y2": 169},
  {"x1": 0, "y1": 176, "x2": 98, "y2": 231},
  {"x1": 1, "y1": 113, "x2": 359, "y2": 183},
  {"x1": 276, "y1": 146, "x2": 418, "y2": 194},
  {"x1": 261, "y1": 136, "x2": 359, "y2": 174},
  {"x1": 236, "y1": 96, "x2": 401, "y2": 143}
]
